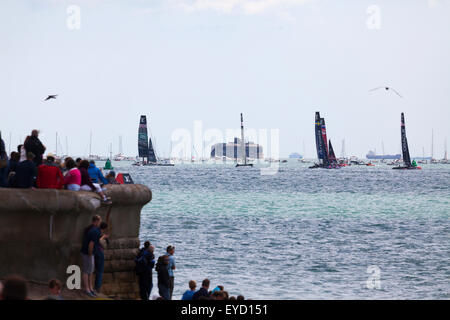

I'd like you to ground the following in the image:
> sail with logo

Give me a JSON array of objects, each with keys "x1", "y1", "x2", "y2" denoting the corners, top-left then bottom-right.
[
  {"x1": 310, "y1": 111, "x2": 340, "y2": 169},
  {"x1": 134, "y1": 115, "x2": 174, "y2": 166},
  {"x1": 393, "y1": 113, "x2": 421, "y2": 170}
]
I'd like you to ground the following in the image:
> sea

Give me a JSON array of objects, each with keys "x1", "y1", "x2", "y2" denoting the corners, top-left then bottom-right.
[{"x1": 113, "y1": 160, "x2": 449, "y2": 299}]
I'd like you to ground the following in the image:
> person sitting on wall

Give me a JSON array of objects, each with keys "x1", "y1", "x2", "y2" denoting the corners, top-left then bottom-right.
[
  {"x1": 0, "y1": 132, "x2": 8, "y2": 188},
  {"x1": 81, "y1": 215, "x2": 102, "y2": 298},
  {"x1": 36, "y1": 154, "x2": 64, "y2": 189},
  {"x1": 13, "y1": 152, "x2": 37, "y2": 188},
  {"x1": 181, "y1": 280, "x2": 197, "y2": 300},
  {"x1": 88, "y1": 160, "x2": 108, "y2": 185},
  {"x1": 45, "y1": 279, "x2": 63, "y2": 300},
  {"x1": 6, "y1": 151, "x2": 20, "y2": 187},
  {"x1": 63, "y1": 158, "x2": 81, "y2": 191},
  {"x1": 105, "y1": 170, "x2": 119, "y2": 184},
  {"x1": 79, "y1": 160, "x2": 111, "y2": 204},
  {"x1": 193, "y1": 279, "x2": 210, "y2": 300}
]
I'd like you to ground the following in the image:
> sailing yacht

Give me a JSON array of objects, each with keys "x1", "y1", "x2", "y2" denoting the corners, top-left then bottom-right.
[
  {"x1": 309, "y1": 112, "x2": 341, "y2": 169},
  {"x1": 236, "y1": 113, "x2": 253, "y2": 167},
  {"x1": 393, "y1": 113, "x2": 421, "y2": 170},
  {"x1": 135, "y1": 115, "x2": 174, "y2": 167}
]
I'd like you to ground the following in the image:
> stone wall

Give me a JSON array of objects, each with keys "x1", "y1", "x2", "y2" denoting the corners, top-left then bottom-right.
[{"x1": 0, "y1": 184, "x2": 151, "y2": 299}]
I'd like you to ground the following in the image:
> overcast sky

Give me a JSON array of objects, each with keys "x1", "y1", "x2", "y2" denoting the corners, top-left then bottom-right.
[{"x1": 1, "y1": 0, "x2": 449, "y2": 158}]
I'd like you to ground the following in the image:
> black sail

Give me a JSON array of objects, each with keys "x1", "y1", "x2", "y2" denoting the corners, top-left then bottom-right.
[
  {"x1": 315, "y1": 112, "x2": 325, "y2": 163},
  {"x1": 148, "y1": 137, "x2": 157, "y2": 163},
  {"x1": 138, "y1": 115, "x2": 149, "y2": 161},
  {"x1": 328, "y1": 140, "x2": 337, "y2": 164},
  {"x1": 400, "y1": 112, "x2": 412, "y2": 167}
]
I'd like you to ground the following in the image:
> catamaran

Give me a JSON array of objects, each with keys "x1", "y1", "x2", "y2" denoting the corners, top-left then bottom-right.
[
  {"x1": 393, "y1": 113, "x2": 421, "y2": 170},
  {"x1": 236, "y1": 113, "x2": 253, "y2": 167},
  {"x1": 135, "y1": 115, "x2": 174, "y2": 167},
  {"x1": 309, "y1": 112, "x2": 340, "y2": 169}
]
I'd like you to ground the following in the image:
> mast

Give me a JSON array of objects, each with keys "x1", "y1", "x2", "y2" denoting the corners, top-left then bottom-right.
[
  {"x1": 400, "y1": 113, "x2": 412, "y2": 167},
  {"x1": 341, "y1": 139, "x2": 345, "y2": 159},
  {"x1": 431, "y1": 129, "x2": 434, "y2": 160},
  {"x1": 119, "y1": 135, "x2": 123, "y2": 154},
  {"x1": 240, "y1": 113, "x2": 246, "y2": 165},
  {"x1": 89, "y1": 131, "x2": 92, "y2": 158},
  {"x1": 66, "y1": 136, "x2": 69, "y2": 156},
  {"x1": 444, "y1": 139, "x2": 448, "y2": 161},
  {"x1": 381, "y1": 141, "x2": 385, "y2": 160}
]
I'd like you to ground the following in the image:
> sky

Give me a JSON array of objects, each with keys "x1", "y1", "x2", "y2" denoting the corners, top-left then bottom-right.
[{"x1": 1, "y1": 0, "x2": 450, "y2": 159}]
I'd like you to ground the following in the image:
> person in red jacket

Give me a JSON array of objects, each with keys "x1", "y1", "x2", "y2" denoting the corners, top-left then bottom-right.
[{"x1": 36, "y1": 154, "x2": 64, "y2": 189}]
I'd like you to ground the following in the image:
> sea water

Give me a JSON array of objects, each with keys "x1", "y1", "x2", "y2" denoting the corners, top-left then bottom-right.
[{"x1": 120, "y1": 161, "x2": 449, "y2": 299}]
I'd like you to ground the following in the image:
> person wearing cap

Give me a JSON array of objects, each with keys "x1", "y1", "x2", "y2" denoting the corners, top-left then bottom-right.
[
  {"x1": 166, "y1": 245, "x2": 176, "y2": 299},
  {"x1": 24, "y1": 130, "x2": 46, "y2": 166},
  {"x1": 36, "y1": 153, "x2": 64, "y2": 189}
]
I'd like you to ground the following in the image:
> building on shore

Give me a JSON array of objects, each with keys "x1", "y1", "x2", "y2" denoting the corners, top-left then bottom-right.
[
  {"x1": 210, "y1": 138, "x2": 264, "y2": 160},
  {"x1": 366, "y1": 150, "x2": 401, "y2": 160}
]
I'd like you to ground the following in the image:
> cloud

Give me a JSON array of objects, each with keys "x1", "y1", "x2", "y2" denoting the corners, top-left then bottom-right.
[{"x1": 171, "y1": 0, "x2": 312, "y2": 15}]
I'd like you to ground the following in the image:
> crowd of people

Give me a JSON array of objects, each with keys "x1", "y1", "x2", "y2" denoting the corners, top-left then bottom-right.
[
  {"x1": 135, "y1": 241, "x2": 246, "y2": 301},
  {"x1": 0, "y1": 130, "x2": 118, "y2": 203},
  {"x1": 0, "y1": 213, "x2": 246, "y2": 301}
]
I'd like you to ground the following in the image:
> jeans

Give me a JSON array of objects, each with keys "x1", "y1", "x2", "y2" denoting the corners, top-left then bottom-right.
[
  {"x1": 94, "y1": 251, "x2": 104, "y2": 291},
  {"x1": 138, "y1": 272, "x2": 153, "y2": 300},
  {"x1": 158, "y1": 284, "x2": 170, "y2": 300},
  {"x1": 169, "y1": 276, "x2": 174, "y2": 300}
]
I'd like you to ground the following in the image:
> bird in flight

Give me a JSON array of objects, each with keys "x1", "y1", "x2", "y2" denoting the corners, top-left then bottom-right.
[
  {"x1": 369, "y1": 86, "x2": 402, "y2": 98},
  {"x1": 44, "y1": 95, "x2": 58, "y2": 101}
]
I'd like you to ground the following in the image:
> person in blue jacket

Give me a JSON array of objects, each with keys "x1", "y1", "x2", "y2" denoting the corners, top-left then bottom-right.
[{"x1": 88, "y1": 160, "x2": 108, "y2": 185}]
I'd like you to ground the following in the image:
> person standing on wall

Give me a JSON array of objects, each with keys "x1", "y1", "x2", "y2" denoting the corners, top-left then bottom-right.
[{"x1": 24, "y1": 130, "x2": 46, "y2": 166}]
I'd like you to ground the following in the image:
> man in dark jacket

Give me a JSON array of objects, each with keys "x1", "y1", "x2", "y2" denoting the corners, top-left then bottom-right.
[
  {"x1": 193, "y1": 279, "x2": 211, "y2": 300},
  {"x1": 24, "y1": 130, "x2": 46, "y2": 166},
  {"x1": 14, "y1": 152, "x2": 37, "y2": 188},
  {"x1": 136, "y1": 241, "x2": 155, "y2": 300},
  {"x1": 156, "y1": 255, "x2": 170, "y2": 300}
]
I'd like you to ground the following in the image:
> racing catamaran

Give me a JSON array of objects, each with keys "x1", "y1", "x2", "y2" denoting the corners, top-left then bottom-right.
[
  {"x1": 309, "y1": 112, "x2": 340, "y2": 169},
  {"x1": 393, "y1": 112, "x2": 421, "y2": 170}
]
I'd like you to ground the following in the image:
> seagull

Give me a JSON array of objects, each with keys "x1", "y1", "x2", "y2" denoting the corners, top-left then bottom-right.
[
  {"x1": 44, "y1": 95, "x2": 58, "y2": 101},
  {"x1": 369, "y1": 86, "x2": 402, "y2": 98}
]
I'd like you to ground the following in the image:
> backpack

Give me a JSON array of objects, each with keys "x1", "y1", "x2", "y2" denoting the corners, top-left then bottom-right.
[{"x1": 134, "y1": 249, "x2": 148, "y2": 275}]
